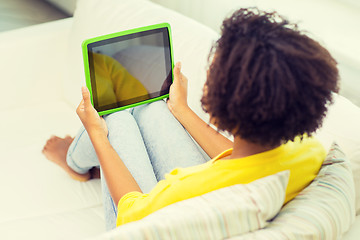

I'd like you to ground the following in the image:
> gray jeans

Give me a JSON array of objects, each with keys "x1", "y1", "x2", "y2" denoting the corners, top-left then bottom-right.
[{"x1": 66, "y1": 100, "x2": 209, "y2": 230}]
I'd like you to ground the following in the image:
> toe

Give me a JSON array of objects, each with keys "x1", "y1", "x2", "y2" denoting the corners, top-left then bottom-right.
[
  {"x1": 64, "y1": 135, "x2": 74, "y2": 144},
  {"x1": 42, "y1": 146, "x2": 48, "y2": 153},
  {"x1": 65, "y1": 135, "x2": 73, "y2": 141},
  {"x1": 50, "y1": 136, "x2": 61, "y2": 141}
]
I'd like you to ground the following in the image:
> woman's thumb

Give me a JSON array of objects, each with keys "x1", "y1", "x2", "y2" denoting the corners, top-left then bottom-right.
[
  {"x1": 174, "y1": 62, "x2": 182, "y2": 82},
  {"x1": 81, "y1": 86, "x2": 91, "y2": 106}
]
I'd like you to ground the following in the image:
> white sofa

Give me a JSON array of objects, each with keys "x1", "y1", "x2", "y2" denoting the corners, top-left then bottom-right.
[{"x1": 1, "y1": 0, "x2": 360, "y2": 239}]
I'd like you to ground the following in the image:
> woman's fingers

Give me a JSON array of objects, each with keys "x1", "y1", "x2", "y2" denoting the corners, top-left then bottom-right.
[{"x1": 76, "y1": 87, "x2": 107, "y2": 136}]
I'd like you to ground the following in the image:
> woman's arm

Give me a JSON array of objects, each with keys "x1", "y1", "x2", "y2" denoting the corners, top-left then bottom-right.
[
  {"x1": 167, "y1": 63, "x2": 233, "y2": 159},
  {"x1": 76, "y1": 87, "x2": 141, "y2": 204}
]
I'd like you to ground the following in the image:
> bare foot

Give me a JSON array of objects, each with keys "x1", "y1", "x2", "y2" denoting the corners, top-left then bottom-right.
[{"x1": 42, "y1": 135, "x2": 91, "y2": 182}]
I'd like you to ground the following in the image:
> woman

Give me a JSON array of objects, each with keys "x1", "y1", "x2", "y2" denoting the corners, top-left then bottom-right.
[{"x1": 42, "y1": 8, "x2": 339, "y2": 230}]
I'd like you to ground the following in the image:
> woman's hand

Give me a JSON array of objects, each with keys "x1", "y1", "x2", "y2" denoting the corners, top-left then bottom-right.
[
  {"x1": 76, "y1": 86, "x2": 108, "y2": 137},
  {"x1": 76, "y1": 87, "x2": 141, "y2": 203},
  {"x1": 167, "y1": 62, "x2": 190, "y2": 119}
]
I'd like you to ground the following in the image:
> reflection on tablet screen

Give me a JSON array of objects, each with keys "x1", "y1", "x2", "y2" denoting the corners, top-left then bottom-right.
[{"x1": 87, "y1": 28, "x2": 172, "y2": 112}]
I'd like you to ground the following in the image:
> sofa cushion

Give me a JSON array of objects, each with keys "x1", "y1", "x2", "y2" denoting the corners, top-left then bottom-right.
[
  {"x1": 233, "y1": 142, "x2": 356, "y2": 239},
  {"x1": 94, "y1": 171, "x2": 289, "y2": 240},
  {"x1": 315, "y1": 94, "x2": 360, "y2": 213},
  {"x1": 66, "y1": 0, "x2": 219, "y2": 123}
]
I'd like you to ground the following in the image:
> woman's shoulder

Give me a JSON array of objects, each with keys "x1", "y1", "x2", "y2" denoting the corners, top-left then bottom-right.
[
  {"x1": 292, "y1": 135, "x2": 325, "y2": 151},
  {"x1": 286, "y1": 135, "x2": 327, "y2": 163}
]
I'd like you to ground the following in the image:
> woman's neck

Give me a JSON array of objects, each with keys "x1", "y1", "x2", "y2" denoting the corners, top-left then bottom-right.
[{"x1": 223, "y1": 136, "x2": 279, "y2": 160}]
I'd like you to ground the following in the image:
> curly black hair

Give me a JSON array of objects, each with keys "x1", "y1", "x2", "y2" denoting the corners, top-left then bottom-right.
[{"x1": 201, "y1": 8, "x2": 339, "y2": 147}]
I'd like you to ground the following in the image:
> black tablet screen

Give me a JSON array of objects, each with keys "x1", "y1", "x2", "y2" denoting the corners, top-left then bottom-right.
[{"x1": 87, "y1": 27, "x2": 172, "y2": 112}]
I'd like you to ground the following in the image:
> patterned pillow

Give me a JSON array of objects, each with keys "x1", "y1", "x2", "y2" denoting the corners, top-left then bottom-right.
[
  {"x1": 94, "y1": 171, "x2": 289, "y2": 240},
  {"x1": 233, "y1": 142, "x2": 356, "y2": 240}
]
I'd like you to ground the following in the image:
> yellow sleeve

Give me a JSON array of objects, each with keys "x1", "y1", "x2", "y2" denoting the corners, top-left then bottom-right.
[
  {"x1": 117, "y1": 192, "x2": 144, "y2": 213},
  {"x1": 116, "y1": 191, "x2": 151, "y2": 226}
]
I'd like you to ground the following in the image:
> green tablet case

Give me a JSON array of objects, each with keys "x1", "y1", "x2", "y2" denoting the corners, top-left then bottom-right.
[{"x1": 82, "y1": 23, "x2": 174, "y2": 116}]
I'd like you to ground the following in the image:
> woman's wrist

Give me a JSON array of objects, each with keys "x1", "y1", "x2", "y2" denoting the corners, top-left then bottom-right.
[
  {"x1": 86, "y1": 126, "x2": 108, "y2": 143},
  {"x1": 173, "y1": 104, "x2": 192, "y2": 124}
]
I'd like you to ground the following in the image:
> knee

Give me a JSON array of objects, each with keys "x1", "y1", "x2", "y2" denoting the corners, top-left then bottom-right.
[
  {"x1": 148, "y1": 100, "x2": 167, "y2": 111},
  {"x1": 104, "y1": 110, "x2": 134, "y2": 130},
  {"x1": 133, "y1": 100, "x2": 168, "y2": 119}
]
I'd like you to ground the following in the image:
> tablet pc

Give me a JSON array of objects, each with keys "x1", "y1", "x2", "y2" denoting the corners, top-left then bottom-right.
[{"x1": 82, "y1": 23, "x2": 174, "y2": 116}]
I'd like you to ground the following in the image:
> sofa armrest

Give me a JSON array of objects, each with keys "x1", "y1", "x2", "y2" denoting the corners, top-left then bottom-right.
[{"x1": 0, "y1": 18, "x2": 73, "y2": 110}]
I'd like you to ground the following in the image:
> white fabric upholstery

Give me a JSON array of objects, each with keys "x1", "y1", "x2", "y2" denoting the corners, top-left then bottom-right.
[
  {"x1": 315, "y1": 94, "x2": 360, "y2": 213},
  {"x1": 0, "y1": 100, "x2": 105, "y2": 240}
]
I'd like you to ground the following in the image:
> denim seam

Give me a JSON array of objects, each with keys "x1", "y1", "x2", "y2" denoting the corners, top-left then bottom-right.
[{"x1": 111, "y1": 197, "x2": 118, "y2": 216}]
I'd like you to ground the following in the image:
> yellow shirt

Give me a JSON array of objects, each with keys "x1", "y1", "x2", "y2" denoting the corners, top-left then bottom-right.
[
  {"x1": 92, "y1": 53, "x2": 148, "y2": 107},
  {"x1": 116, "y1": 136, "x2": 325, "y2": 226}
]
